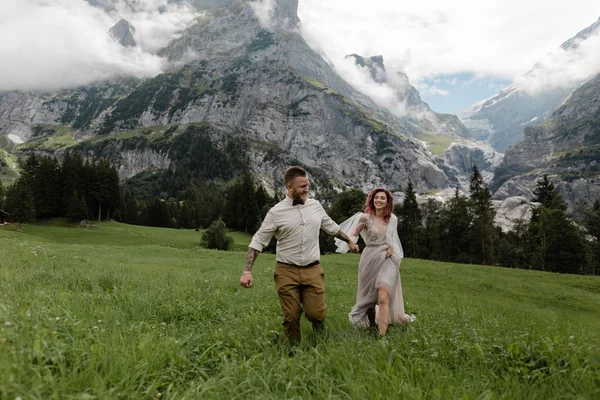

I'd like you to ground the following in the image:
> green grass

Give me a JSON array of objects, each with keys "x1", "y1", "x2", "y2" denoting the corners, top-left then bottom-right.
[
  {"x1": 92, "y1": 127, "x2": 165, "y2": 142},
  {"x1": 0, "y1": 148, "x2": 19, "y2": 185},
  {"x1": 416, "y1": 133, "x2": 461, "y2": 155},
  {"x1": 301, "y1": 77, "x2": 339, "y2": 96},
  {"x1": 1, "y1": 222, "x2": 599, "y2": 399},
  {"x1": 17, "y1": 126, "x2": 77, "y2": 151}
]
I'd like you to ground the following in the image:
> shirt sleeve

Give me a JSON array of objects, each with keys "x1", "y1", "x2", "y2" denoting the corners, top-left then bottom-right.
[
  {"x1": 318, "y1": 202, "x2": 340, "y2": 236},
  {"x1": 249, "y1": 210, "x2": 277, "y2": 252}
]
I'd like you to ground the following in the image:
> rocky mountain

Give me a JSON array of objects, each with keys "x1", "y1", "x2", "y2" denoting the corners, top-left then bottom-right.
[
  {"x1": 492, "y1": 72, "x2": 600, "y2": 211},
  {"x1": 459, "y1": 16, "x2": 600, "y2": 152},
  {"x1": 4, "y1": 0, "x2": 591, "y2": 221},
  {"x1": 344, "y1": 54, "x2": 503, "y2": 188},
  {"x1": 109, "y1": 19, "x2": 137, "y2": 48},
  {"x1": 346, "y1": 54, "x2": 471, "y2": 139},
  {"x1": 0, "y1": 0, "x2": 461, "y2": 196},
  {"x1": 459, "y1": 85, "x2": 572, "y2": 152}
]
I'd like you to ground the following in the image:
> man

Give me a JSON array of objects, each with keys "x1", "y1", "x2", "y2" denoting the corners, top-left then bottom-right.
[{"x1": 240, "y1": 166, "x2": 359, "y2": 343}]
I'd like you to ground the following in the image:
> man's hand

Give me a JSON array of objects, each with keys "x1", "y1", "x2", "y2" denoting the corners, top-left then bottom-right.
[
  {"x1": 240, "y1": 247, "x2": 259, "y2": 288},
  {"x1": 335, "y1": 230, "x2": 360, "y2": 253},
  {"x1": 240, "y1": 272, "x2": 253, "y2": 288}
]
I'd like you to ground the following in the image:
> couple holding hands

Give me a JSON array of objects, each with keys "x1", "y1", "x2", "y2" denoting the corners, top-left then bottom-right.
[{"x1": 239, "y1": 166, "x2": 415, "y2": 343}]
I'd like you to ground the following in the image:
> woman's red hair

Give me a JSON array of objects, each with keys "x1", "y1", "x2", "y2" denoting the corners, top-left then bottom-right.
[{"x1": 364, "y1": 188, "x2": 393, "y2": 223}]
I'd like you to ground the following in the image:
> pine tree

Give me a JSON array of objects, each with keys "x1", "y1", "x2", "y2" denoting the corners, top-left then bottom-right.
[
  {"x1": 20, "y1": 153, "x2": 40, "y2": 186},
  {"x1": 66, "y1": 191, "x2": 89, "y2": 222},
  {"x1": 576, "y1": 199, "x2": 600, "y2": 275},
  {"x1": 199, "y1": 185, "x2": 223, "y2": 228},
  {"x1": 591, "y1": 200, "x2": 600, "y2": 276},
  {"x1": 145, "y1": 198, "x2": 173, "y2": 228},
  {"x1": 224, "y1": 172, "x2": 261, "y2": 233},
  {"x1": 0, "y1": 182, "x2": 5, "y2": 211},
  {"x1": 496, "y1": 220, "x2": 528, "y2": 269},
  {"x1": 255, "y1": 185, "x2": 274, "y2": 220},
  {"x1": 94, "y1": 158, "x2": 121, "y2": 220},
  {"x1": 239, "y1": 172, "x2": 260, "y2": 233},
  {"x1": 468, "y1": 165, "x2": 496, "y2": 265},
  {"x1": 530, "y1": 208, "x2": 586, "y2": 273},
  {"x1": 525, "y1": 175, "x2": 587, "y2": 274},
  {"x1": 581, "y1": 199, "x2": 600, "y2": 238},
  {"x1": 532, "y1": 175, "x2": 566, "y2": 211},
  {"x1": 439, "y1": 189, "x2": 473, "y2": 263},
  {"x1": 5, "y1": 180, "x2": 36, "y2": 232},
  {"x1": 177, "y1": 202, "x2": 193, "y2": 229},
  {"x1": 60, "y1": 151, "x2": 85, "y2": 215},
  {"x1": 29, "y1": 156, "x2": 62, "y2": 219},
  {"x1": 117, "y1": 191, "x2": 139, "y2": 225},
  {"x1": 396, "y1": 180, "x2": 422, "y2": 258},
  {"x1": 420, "y1": 199, "x2": 443, "y2": 260}
]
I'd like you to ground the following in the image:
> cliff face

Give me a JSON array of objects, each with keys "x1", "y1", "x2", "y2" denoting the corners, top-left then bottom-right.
[
  {"x1": 345, "y1": 54, "x2": 472, "y2": 139},
  {"x1": 492, "y1": 73, "x2": 600, "y2": 210},
  {"x1": 459, "y1": 85, "x2": 573, "y2": 152},
  {"x1": 459, "y1": 16, "x2": 600, "y2": 153},
  {"x1": 0, "y1": 1, "x2": 452, "y2": 193}
]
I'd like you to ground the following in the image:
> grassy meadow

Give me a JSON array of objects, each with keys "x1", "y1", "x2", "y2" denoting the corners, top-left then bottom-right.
[{"x1": 1, "y1": 221, "x2": 599, "y2": 399}]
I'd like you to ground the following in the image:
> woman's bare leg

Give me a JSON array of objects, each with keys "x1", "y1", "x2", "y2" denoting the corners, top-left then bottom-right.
[{"x1": 377, "y1": 287, "x2": 390, "y2": 336}]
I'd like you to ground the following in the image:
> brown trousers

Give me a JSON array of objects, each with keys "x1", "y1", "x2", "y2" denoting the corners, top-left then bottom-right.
[{"x1": 274, "y1": 262, "x2": 326, "y2": 343}]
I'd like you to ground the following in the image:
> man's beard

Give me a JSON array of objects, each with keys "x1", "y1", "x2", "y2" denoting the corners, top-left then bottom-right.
[{"x1": 292, "y1": 193, "x2": 306, "y2": 205}]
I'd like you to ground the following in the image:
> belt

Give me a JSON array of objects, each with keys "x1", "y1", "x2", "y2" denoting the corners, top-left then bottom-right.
[{"x1": 277, "y1": 260, "x2": 320, "y2": 268}]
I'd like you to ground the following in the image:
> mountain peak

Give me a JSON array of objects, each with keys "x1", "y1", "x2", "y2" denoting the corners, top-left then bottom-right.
[
  {"x1": 346, "y1": 54, "x2": 387, "y2": 83},
  {"x1": 250, "y1": 0, "x2": 299, "y2": 32},
  {"x1": 109, "y1": 19, "x2": 137, "y2": 48},
  {"x1": 560, "y1": 15, "x2": 600, "y2": 50}
]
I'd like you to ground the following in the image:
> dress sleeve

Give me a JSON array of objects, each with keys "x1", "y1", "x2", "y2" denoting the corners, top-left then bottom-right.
[
  {"x1": 386, "y1": 214, "x2": 404, "y2": 265},
  {"x1": 334, "y1": 212, "x2": 364, "y2": 253}
]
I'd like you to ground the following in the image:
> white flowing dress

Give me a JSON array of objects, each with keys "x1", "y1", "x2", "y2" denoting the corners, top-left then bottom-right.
[{"x1": 335, "y1": 213, "x2": 415, "y2": 327}]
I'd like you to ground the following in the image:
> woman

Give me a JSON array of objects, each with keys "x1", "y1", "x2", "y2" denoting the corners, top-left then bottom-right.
[{"x1": 335, "y1": 188, "x2": 415, "y2": 336}]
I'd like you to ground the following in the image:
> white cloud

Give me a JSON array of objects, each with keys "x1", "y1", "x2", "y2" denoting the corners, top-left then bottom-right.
[
  {"x1": 421, "y1": 86, "x2": 450, "y2": 96},
  {"x1": 250, "y1": 0, "x2": 276, "y2": 30},
  {"x1": 298, "y1": 0, "x2": 600, "y2": 94},
  {"x1": 335, "y1": 58, "x2": 407, "y2": 117},
  {"x1": 0, "y1": 0, "x2": 198, "y2": 91},
  {"x1": 515, "y1": 32, "x2": 600, "y2": 95},
  {"x1": 110, "y1": 0, "x2": 199, "y2": 53}
]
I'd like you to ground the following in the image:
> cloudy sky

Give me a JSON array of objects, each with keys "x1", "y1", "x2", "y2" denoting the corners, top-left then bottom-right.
[
  {"x1": 0, "y1": 0, "x2": 199, "y2": 92},
  {"x1": 1, "y1": 0, "x2": 599, "y2": 114},
  {"x1": 298, "y1": 0, "x2": 600, "y2": 112}
]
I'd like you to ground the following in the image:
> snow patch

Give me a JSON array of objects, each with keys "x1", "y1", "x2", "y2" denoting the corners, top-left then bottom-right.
[
  {"x1": 8, "y1": 134, "x2": 24, "y2": 144},
  {"x1": 482, "y1": 87, "x2": 517, "y2": 109},
  {"x1": 522, "y1": 116, "x2": 538, "y2": 125}
]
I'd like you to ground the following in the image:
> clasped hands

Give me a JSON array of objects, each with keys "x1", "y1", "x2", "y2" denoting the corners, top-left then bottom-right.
[{"x1": 385, "y1": 245, "x2": 393, "y2": 258}]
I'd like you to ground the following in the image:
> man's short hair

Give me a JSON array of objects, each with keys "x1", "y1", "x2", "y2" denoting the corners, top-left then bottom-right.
[{"x1": 284, "y1": 166, "x2": 307, "y2": 186}]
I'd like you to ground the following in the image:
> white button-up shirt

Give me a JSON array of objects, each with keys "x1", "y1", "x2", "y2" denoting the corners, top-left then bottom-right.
[{"x1": 249, "y1": 196, "x2": 340, "y2": 266}]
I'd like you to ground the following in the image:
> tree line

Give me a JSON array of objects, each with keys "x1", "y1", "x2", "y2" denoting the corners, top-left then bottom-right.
[
  {"x1": 118, "y1": 172, "x2": 278, "y2": 232},
  {"x1": 0, "y1": 154, "x2": 276, "y2": 237},
  {"x1": 1, "y1": 154, "x2": 598, "y2": 275},
  {"x1": 319, "y1": 166, "x2": 598, "y2": 275},
  {"x1": 1, "y1": 152, "x2": 120, "y2": 231}
]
